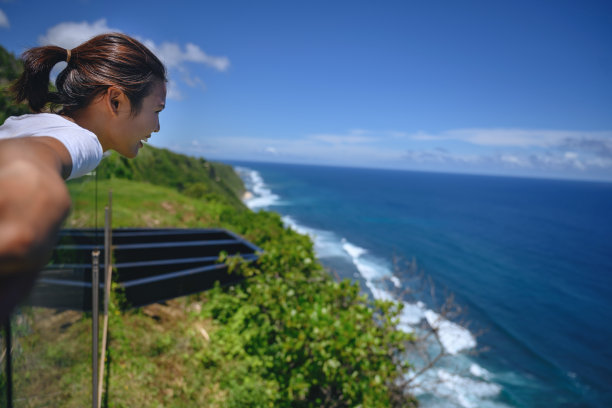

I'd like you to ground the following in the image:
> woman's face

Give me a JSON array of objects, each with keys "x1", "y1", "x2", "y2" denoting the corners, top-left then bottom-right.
[{"x1": 112, "y1": 81, "x2": 167, "y2": 158}]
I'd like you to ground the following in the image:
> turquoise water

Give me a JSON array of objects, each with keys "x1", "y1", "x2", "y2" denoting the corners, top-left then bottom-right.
[{"x1": 231, "y1": 161, "x2": 612, "y2": 407}]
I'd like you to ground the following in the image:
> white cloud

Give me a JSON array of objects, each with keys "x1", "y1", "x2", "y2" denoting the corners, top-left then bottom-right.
[
  {"x1": 310, "y1": 133, "x2": 378, "y2": 144},
  {"x1": 165, "y1": 79, "x2": 183, "y2": 101},
  {"x1": 500, "y1": 154, "x2": 526, "y2": 166},
  {"x1": 181, "y1": 73, "x2": 205, "y2": 89},
  {"x1": 0, "y1": 9, "x2": 10, "y2": 29},
  {"x1": 144, "y1": 40, "x2": 229, "y2": 72},
  {"x1": 400, "y1": 148, "x2": 606, "y2": 174},
  {"x1": 410, "y1": 128, "x2": 612, "y2": 150},
  {"x1": 307, "y1": 129, "x2": 390, "y2": 145},
  {"x1": 38, "y1": 19, "x2": 230, "y2": 99},
  {"x1": 527, "y1": 152, "x2": 590, "y2": 171},
  {"x1": 564, "y1": 151, "x2": 578, "y2": 160},
  {"x1": 584, "y1": 156, "x2": 612, "y2": 168},
  {"x1": 184, "y1": 43, "x2": 230, "y2": 71},
  {"x1": 402, "y1": 149, "x2": 481, "y2": 165},
  {"x1": 38, "y1": 19, "x2": 120, "y2": 48},
  {"x1": 405, "y1": 128, "x2": 612, "y2": 176},
  {"x1": 448, "y1": 128, "x2": 564, "y2": 147}
]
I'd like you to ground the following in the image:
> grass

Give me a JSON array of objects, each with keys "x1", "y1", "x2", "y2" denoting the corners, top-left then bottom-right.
[
  {"x1": 10, "y1": 177, "x2": 246, "y2": 407},
  {"x1": 12, "y1": 297, "x2": 230, "y2": 407},
  {"x1": 66, "y1": 177, "x2": 231, "y2": 229}
]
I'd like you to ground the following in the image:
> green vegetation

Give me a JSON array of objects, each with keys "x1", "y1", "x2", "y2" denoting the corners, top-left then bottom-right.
[
  {"x1": 97, "y1": 147, "x2": 246, "y2": 210},
  {"x1": 1, "y1": 46, "x2": 418, "y2": 407},
  {"x1": 0, "y1": 45, "x2": 30, "y2": 123}
]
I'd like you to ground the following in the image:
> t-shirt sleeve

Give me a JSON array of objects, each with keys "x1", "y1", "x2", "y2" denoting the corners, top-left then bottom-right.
[
  {"x1": 0, "y1": 114, "x2": 103, "y2": 180},
  {"x1": 51, "y1": 128, "x2": 103, "y2": 180}
]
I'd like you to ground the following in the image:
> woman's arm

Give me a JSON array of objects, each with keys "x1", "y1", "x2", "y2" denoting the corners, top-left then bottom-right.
[{"x1": 0, "y1": 137, "x2": 72, "y2": 322}]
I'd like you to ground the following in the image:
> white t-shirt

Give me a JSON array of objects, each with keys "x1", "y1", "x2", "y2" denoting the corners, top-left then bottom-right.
[{"x1": 0, "y1": 113, "x2": 103, "y2": 180}]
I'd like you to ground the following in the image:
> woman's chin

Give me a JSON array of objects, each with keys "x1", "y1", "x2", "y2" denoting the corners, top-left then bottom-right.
[{"x1": 120, "y1": 147, "x2": 139, "y2": 159}]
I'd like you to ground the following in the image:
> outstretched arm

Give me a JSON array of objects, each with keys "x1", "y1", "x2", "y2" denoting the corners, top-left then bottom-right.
[{"x1": 0, "y1": 137, "x2": 72, "y2": 322}]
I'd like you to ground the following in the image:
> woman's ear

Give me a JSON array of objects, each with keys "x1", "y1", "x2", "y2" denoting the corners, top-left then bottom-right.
[{"x1": 105, "y1": 86, "x2": 128, "y2": 116}]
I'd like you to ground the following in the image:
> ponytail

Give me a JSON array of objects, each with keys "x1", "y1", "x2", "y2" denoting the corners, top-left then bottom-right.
[
  {"x1": 10, "y1": 33, "x2": 166, "y2": 115},
  {"x1": 10, "y1": 46, "x2": 68, "y2": 112}
]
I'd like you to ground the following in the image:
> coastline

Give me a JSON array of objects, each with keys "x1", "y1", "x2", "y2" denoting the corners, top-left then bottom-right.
[
  {"x1": 235, "y1": 164, "x2": 512, "y2": 408},
  {"x1": 232, "y1": 160, "x2": 612, "y2": 408}
]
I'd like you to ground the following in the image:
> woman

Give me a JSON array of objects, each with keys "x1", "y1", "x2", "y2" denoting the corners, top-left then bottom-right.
[{"x1": 0, "y1": 33, "x2": 167, "y2": 322}]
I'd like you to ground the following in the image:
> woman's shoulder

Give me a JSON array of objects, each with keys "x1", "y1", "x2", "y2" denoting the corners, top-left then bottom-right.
[
  {"x1": 1, "y1": 113, "x2": 96, "y2": 139},
  {"x1": 3, "y1": 112, "x2": 76, "y2": 128}
]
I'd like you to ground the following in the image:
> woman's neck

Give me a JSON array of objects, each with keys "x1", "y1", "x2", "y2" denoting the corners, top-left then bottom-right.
[{"x1": 63, "y1": 104, "x2": 112, "y2": 152}]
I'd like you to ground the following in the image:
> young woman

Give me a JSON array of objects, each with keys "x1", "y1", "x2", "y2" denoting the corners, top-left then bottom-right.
[{"x1": 0, "y1": 33, "x2": 167, "y2": 322}]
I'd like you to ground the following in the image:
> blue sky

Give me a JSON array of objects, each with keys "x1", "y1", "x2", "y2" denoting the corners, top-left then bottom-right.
[{"x1": 1, "y1": 0, "x2": 611, "y2": 181}]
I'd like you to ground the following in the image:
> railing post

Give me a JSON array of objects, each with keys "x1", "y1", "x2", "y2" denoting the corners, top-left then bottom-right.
[
  {"x1": 98, "y1": 191, "x2": 112, "y2": 407},
  {"x1": 91, "y1": 249, "x2": 100, "y2": 408},
  {"x1": 3, "y1": 318, "x2": 12, "y2": 408}
]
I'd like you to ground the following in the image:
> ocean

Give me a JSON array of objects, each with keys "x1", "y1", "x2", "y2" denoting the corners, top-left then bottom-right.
[{"x1": 229, "y1": 160, "x2": 612, "y2": 408}]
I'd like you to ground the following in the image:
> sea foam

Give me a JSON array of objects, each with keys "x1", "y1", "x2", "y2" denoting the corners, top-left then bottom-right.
[
  {"x1": 409, "y1": 367, "x2": 507, "y2": 408},
  {"x1": 434, "y1": 369, "x2": 503, "y2": 408},
  {"x1": 339, "y1": 237, "x2": 478, "y2": 355},
  {"x1": 236, "y1": 167, "x2": 280, "y2": 209},
  {"x1": 424, "y1": 309, "x2": 477, "y2": 355},
  {"x1": 281, "y1": 215, "x2": 349, "y2": 258}
]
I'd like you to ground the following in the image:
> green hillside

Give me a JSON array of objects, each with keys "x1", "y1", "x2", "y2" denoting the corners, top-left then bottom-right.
[{"x1": 96, "y1": 146, "x2": 246, "y2": 209}]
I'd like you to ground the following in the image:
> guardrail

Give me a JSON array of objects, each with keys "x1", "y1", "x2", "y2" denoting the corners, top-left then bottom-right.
[{"x1": 27, "y1": 228, "x2": 261, "y2": 310}]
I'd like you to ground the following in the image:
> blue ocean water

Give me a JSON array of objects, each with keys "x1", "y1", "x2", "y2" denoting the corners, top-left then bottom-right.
[{"x1": 230, "y1": 160, "x2": 612, "y2": 408}]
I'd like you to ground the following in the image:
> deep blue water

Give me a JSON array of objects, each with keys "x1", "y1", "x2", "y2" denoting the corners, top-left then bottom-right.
[{"x1": 229, "y1": 160, "x2": 612, "y2": 408}]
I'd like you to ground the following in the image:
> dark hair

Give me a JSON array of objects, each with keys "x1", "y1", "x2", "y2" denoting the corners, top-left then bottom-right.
[{"x1": 10, "y1": 33, "x2": 167, "y2": 115}]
